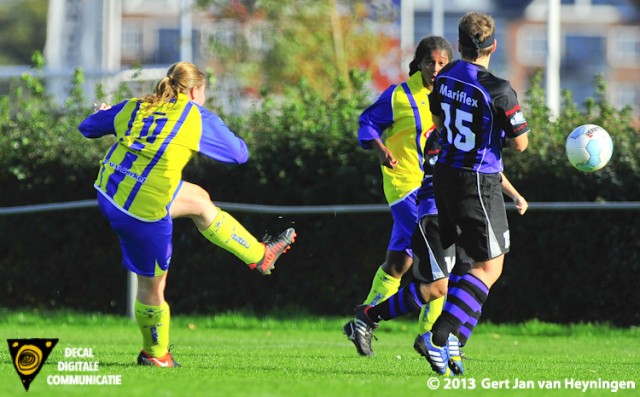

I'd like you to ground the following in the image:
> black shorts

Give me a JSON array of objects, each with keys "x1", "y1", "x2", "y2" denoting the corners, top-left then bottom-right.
[
  {"x1": 411, "y1": 214, "x2": 472, "y2": 283},
  {"x1": 433, "y1": 163, "x2": 510, "y2": 262}
]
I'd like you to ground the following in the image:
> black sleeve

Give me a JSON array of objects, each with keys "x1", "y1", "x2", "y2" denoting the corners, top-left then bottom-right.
[{"x1": 493, "y1": 82, "x2": 529, "y2": 138}]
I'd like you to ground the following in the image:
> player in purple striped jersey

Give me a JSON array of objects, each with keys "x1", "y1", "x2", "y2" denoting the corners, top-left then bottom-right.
[
  {"x1": 421, "y1": 11, "x2": 529, "y2": 376},
  {"x1": 79, "y1": 62, "x2": 296, "y2": 367},
  {"x1": 345, "y1": 128, "x2": 528, "y2": 369}
]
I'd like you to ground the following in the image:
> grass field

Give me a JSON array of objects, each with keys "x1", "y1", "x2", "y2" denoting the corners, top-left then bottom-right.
[{"x1": 0, "y1": 311, "x2": 637, "y2": 397}]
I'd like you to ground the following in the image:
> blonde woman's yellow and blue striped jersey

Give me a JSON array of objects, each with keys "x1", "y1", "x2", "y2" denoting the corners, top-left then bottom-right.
[
  {"x1": 79, "y1": 93, "x2": 249, "y2": 221},
  {"x1": 358, "y1": 72, "x2": 434, "y2": 205}
]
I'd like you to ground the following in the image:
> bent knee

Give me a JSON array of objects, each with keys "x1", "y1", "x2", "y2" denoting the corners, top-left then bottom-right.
[
  {"x1": 184, "y1": 182, "x2": 211, "y2": 202},
  {"x1": 419, "y1": 279, "x2": 448, "y2": 300}
]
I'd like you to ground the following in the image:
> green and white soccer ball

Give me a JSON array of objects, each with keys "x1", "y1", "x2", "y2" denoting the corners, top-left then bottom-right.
[{"x1": 565, "y1": 124, "x2": 613, "y2": 172}]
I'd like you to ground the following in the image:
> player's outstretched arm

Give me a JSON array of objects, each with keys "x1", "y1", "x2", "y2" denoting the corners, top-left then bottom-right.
[{"x1": 78, "y1": 102, "x2": 123, "y2": 138}]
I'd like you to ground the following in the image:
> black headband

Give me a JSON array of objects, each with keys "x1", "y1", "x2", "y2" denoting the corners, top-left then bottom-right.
[{"x1": 459, "y1": 28, "x2": 495, "y2": 49}]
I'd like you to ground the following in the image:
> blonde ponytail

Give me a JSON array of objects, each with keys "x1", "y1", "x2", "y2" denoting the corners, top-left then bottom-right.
[{"x1": 141, "y1": 62, "x2": 206, "y2": 106}]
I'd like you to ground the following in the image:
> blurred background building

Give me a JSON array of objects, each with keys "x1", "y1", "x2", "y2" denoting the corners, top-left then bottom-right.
[{"x1": 0, "y1": 0, "x2": 638, "y2": 117}]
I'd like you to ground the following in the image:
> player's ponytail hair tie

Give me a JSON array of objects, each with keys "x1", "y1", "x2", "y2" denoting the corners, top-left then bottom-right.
[
  {"x1": 459, "y1": 28, "x2": 494, "y2": 50},
  {"x1": 165, "y1": 76, "x2": 181, "y2": 97}
]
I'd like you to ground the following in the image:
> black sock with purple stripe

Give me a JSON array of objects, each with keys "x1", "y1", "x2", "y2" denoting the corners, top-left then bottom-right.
[
  {"x1": 432, "y1": 273, "x2": 489, "y2": 347},
  {"x1": 456, "y1": 309, "x2": 481, "y2": 347},
  {"x1": 366, "y1": 283, "x2": 426, "y2": 322}
]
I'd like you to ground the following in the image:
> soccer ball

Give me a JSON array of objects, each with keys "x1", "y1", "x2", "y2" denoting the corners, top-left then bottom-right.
[{"x1": 565, "y1": 124, "x2": 613, "y2": 172}]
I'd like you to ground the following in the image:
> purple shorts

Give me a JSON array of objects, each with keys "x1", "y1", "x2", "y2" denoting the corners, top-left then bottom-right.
[{"x1": 98, "y1": 193, "x2": 173, "y2": 277}]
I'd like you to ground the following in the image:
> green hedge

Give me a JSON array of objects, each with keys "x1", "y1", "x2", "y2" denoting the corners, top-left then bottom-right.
[{"x1": 1, "y1": 67, "x2": 638, "y2": 326}]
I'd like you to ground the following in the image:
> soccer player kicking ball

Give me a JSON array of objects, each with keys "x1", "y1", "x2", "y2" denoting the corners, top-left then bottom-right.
[
  {"x1": 78, "y1": 62, "x2": 296, "y2": 367},
  {"x1": 422, "y1": 11, "x2": 529, "y2": 376}
]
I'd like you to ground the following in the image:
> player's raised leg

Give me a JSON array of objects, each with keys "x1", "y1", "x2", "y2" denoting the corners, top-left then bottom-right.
[{"x1": 170, "y1": 181, "x2": 296, "y2": 275}]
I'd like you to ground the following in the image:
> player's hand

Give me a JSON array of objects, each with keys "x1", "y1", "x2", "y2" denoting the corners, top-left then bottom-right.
[
  {"x1": 93, "y1": 103, "x2": 112, "y2": 112},
  {"x1": 513, "y1": 195, "x2": 528, "y2": 215},
  {"x1": 376, "y1": 146, "x2": 398, "y2": 169}
]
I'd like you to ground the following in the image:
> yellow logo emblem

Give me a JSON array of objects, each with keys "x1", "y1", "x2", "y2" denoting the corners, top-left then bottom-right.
[{"x1": 7, "y1": 338, "x2": 59, "y2": 391}]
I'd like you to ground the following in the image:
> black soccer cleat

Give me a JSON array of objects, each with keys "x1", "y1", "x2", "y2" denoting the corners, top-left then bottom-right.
[{"x1": 343, "y1": 305, "x2": 378, "y2": 356}]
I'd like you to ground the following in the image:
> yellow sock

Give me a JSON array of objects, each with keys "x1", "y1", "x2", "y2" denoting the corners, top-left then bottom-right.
[
  {"x1": 134, "y1": 300, "x2": 171, "y2": 357},
  {"x1": 199, "y1": 210, "x2": 264, "y2": 265},
  {"x1": 417, "y1": 296, "x2": 445, "y2": 334},
  {"x1": 363, "y1": 266, "x2": 401, "y2": 306}
]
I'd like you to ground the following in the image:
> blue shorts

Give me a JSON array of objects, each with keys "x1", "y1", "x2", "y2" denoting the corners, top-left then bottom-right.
[
  {"x1": 98, "y1": 193, "x2": 173, "y2": 277},
  {"x1": 388, "y1": 190, "x2": 419, "y2": 256}
]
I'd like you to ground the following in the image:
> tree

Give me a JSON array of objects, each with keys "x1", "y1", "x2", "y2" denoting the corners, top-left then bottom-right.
[
  {"x1": 197, "y1": 0, "x2": 399, "y2": 98},
  {"x1": 0, "y1": 0, "x2": 48, "y2": 65}
]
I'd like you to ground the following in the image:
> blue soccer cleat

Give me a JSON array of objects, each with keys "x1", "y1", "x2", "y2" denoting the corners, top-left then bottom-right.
[{"x1": 413, "y1": 332, "x2": 453, "y2": 376}]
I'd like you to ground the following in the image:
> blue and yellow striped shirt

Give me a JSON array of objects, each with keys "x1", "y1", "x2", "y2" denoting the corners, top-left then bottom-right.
[
  {"x1": 358, "y1": 72, "x2": 434, "y2": 204},
  {"x1": 79, "y1": 93, "x2": 249, "y2": 221}
]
